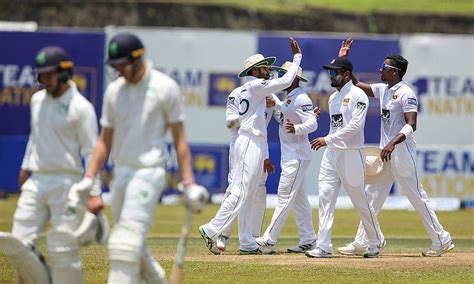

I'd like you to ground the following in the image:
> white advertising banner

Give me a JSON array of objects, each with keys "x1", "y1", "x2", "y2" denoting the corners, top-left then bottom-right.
[{"x1": 400, "y1": 34, "x2": 474, "y2": 146}]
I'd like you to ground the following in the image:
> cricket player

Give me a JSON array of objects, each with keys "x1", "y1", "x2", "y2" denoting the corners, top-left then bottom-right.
[
  {"x1": 199, "y1": 37, "x2": 302, "y2": 255},
  {"x1": 69, "y1": 33, "x2": 208, "y2": 284},
  {"x1": 306, "y1": 57, "x2": 385, "y2": 259},
  {"x1": 336, "y1": 39, "x2": 454, "y2": 257},
  {"x1": 0, "y1": 46, "x2": 99, "y2": 283},
  {"x1": 215, "y1": 90, "x2": 276, "y2": 253},
  {"x1": 255, "y1": 62, "x2": 318, "y2": 254}
]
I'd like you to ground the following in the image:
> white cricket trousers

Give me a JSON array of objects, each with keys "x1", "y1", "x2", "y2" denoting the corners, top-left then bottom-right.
[
  {"x1": 12, "y1": 173, "x2": 81, "y2": 246},
  {"x1": 353, "y1": 141, "x2": 452, "y2": 248},
  {"x1": 262, "y1": 159, "x2": 316, "y2": 245},
  {"x1": 317, "y1": 148, "x2": 384, "y2": 253},
  {"x1": 107, "y1": 165, "x2": 166, "y2": 284},
  {"x1": 203, "y1": 133, "x2": 266, "y2": 250}
]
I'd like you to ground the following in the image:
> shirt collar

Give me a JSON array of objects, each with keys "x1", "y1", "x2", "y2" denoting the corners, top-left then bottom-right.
[
  {"x1": 287, "y1": 87, "x2": 302, "y2": 97},
  {"x1": 338, "y1": 80, "x2": 353, "y2": 94},
  {"x1": 390, "y1": 81, "x2": 404, "y2": 91}
]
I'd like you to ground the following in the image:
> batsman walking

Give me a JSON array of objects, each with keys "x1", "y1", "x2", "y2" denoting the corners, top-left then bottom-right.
[{"x1": 69, "y1": 33, "x2": 208, "y2": 284}]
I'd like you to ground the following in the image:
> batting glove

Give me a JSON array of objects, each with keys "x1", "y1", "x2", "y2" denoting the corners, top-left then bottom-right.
[
  {"x1": 68, "y1": 177, "x2": 94, "y2": 209},
  {"x1": 180, "y1": 183, "x2": 209, "y2": 213}
]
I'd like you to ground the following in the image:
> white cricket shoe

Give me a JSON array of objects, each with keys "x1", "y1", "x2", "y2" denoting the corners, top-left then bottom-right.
[
  {"x1": 199, "y1": 225, "x2": 221, "y2": 255},
  {"x1": 216, "y1": 235, "x2": 229, "y2": 252},
  {"x1": 422, "y1": 241, "x2": 455, "y2": 257},
  {"x1": 255, "y1": 237, "x2": 276, "y2": 254},
  {"x1": 337, "y1": 242, "x2": 364, "y2": 256},
  {"x1": 305, "y1": 247, "x2": 334, "y2": 258},
  {"x1": 287, "y1": 240, "x2": 316, "y2": 253}
]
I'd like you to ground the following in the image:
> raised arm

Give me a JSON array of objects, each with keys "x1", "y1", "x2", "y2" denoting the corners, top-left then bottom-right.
[{"x1": 338, "y1": 38, "x2": 375, "y2": 97}]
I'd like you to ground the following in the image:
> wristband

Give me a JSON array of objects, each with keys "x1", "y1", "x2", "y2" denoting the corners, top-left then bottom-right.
[{"x1": 399, "y1": 124, "x2": 414, "y2": 138}]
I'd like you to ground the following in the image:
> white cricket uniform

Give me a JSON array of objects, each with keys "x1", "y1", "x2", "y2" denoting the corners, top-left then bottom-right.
[
  {"x1": 317, "y1": 81, "x2": 384, "y2": 253},
  {"x1": 219, "y1": 87, "x2": 274, "y2": 240},
  {"x1": 14, "y1": 81, "x2": 97, "y2": 247},
  {"x1": 260, "y1": 87, "x2": 317, "y2": 245},
  {"x1": 202, "y1": 53, "x2": 302, "y2": 251},
  {"x1": 352, "y1": 81, "x2": 451, "y2": 248},
  {"x1": 101, "y1": 61, "x2": 182, "y2": 283}
]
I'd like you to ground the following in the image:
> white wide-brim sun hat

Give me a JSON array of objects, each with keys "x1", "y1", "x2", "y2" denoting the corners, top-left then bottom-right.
[
  {"x1": 238, "y1": 54, "x2": 276, "y2": 78},
  {"x1": 271, "y1": 61, "x2": 308, "y2": 82},
  {"x1": 365, "y1": 146, "x2": 391, "y2": 185}
]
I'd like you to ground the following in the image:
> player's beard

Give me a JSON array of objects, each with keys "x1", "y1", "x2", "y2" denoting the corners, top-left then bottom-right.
[{"x1": 330, "y1": 74, "x2": 344, "y2": 88}]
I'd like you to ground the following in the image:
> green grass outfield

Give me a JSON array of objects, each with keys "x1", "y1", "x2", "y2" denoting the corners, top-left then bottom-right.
[
  {"x1": 160, "y1": 0, "x2": 474, "y2": 15},
  {"x1": 0, "y1": 196, "x2": 473, "y2": 283}
]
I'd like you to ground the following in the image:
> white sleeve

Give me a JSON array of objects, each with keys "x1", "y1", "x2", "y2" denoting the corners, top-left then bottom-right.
[
  {"x1": 247, "y1": 53, "x2": 302, "y2": 98},
  {"x1": 21, "y1": 100, "x2": 35, "y2": 170},
  {"x1": 294, "y1": 95, "x2": 317, "y2": 135},
  {"x1": 99, "y1": 85, "x2": 114, "y2": 128},
  {"x1": 325, "y1": 93, "x2": 368, "y2": 145},
  {"x1": 370, "y1": 83, "x2": 386, "y2": 99},
  {"x1": 164, "y1": 81, "x2": 185, "y2": 123},
  {"x1": 401, "y1": 90, "x2": 418, "y2": 113},
  {"x1": 21, "y1": 135, "x2": 33, "y2": 170},
  {"x1": 225, "y1": 90, "x2": 240, "y2": 129}
]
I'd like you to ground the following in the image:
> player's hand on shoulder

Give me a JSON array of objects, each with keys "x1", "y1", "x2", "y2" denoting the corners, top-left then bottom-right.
[
  {"x1": 266, "y1": 96, "x2": 276, "y2": 107},
  {"x1": 290, "y1": 37, "x2": 301, "y2": 55}
]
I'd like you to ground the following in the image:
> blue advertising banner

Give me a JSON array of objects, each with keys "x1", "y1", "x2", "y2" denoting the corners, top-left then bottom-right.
[
  {"x1": 208, "y1": 73, "x2": 241, "y2": 106},
  {"x1": 257, "y1": 35, "x2": 400, "y2": 144},
  {"x1": 0, "y1": 30, "x2": 105, "y2": 192}
]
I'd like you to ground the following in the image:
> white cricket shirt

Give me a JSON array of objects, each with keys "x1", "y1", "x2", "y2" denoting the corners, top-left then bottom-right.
[
  {"x1": 371, "y1": 81, "x2": 418, "y2": 147},
  {"x1": 100, "y1": 61, "x2": 184, "y2": 168},
  {"x1": 325, "y1": 81, "x2": 369, "y2": 150},
  {"x1": 21, "y1": 81, "x2": 98, "y2": 174},
  {"x1": 277, "y1": 87, "x2": 317, "y2": 160},
  {"x1": 237, "y1": 53, "x2": 302, "y2": 138}
]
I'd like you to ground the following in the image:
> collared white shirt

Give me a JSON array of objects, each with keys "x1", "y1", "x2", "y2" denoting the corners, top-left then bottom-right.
[
  {"x1": 236, "y1": 53, "x2": 302, "y2": 139},
  {"x1": 371, "y1": 81, "x2": 418, "y2": 147},
  {"x1": 100, "y1": 61, "x2": 184, "y2": 168},
  {"x1": 276, "y1": 87, "x2": 317, "y2": 160},
  {"x1": 325, "y1": 81, "x2": 369, "y2": 150},
  {"x1": 21, "y1": 81, "x2": 98, "y2": 174}
]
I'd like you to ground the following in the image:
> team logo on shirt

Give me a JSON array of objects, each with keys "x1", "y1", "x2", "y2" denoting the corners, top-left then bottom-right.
[
  {"x1": 301, "y1": 104, "x2": 313, "y2": 112},
  {"x1": 227, "y1": 96, "x2": 235, "y2": 107},
  {"x1": 286, "y1": 99, "x2": 292, "y2": 105},
  {"x1": 261, "y1": 80, "x2": 269, "y2": 86},
  {"x1": 392, "y1": 95, "x2": 398, "y2": 100},
  {"x1": 406, "y1": 98, "x2": 418, "y2": 106},
  {"x1": 381, "y1": 109, "x2": 390, "y2": 125},
  {"x1": 343, "y1": 98, "x2": 350, "y2": 105},
  {"x1": 356, "y1": 102, "x2": 367, "y2": 110},
  {"x1": 331, "y1": 114, "x2": 343, "y2": 128}
]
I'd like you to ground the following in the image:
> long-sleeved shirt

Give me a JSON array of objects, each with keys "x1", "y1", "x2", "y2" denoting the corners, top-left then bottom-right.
[
  {"x1": 21, "y1": 81, "x2": 98, "y2": 175},
  {"x1": 370, "y1": 81, "x2": 418, "y2": 148},
  {"x1": 236, "y1": 53, "x2": 302, "y2": 139},
  {"x1": 324, "y1": 81, "x2": 368, "y2": 150},
  {"x1": 276, "y1": 87, "x2": 317, "y2": 160},
  {"x1": 100, "y1": 61, "x2": 184, "y2": 168}
]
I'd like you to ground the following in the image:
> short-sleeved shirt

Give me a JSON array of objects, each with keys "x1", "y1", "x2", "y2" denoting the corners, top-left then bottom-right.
[
  {"x1": 101, "y1": 61, "x2": 184, "y2": 167},
  {"x1": 370, "y1": 81, "x2": 418, "y2": 147},
  {"x1": 276, "y1": 87, "x2": 317, "y2": 160},
  {"x1": 324, "y1": 81, "x2": 369, "y2": 150},
  {"x1": 21, "y1": 81, "x2": 98, "y2": 175}
]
